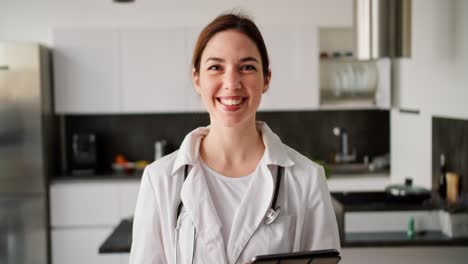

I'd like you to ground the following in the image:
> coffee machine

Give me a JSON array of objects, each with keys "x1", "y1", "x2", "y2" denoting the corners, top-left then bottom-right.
[{"x1": 71, "y1": 133, "x2": 97, "y2": 174}]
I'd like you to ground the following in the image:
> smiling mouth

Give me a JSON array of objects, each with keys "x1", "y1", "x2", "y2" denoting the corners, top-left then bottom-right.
[{"x1": 216, "y1": 97, "x2": 247, "y2": 106}]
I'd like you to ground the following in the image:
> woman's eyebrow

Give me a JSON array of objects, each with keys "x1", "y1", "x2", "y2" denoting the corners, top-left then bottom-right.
[
  {"x1": 240, "y1": 57, "x2": 259, "y2": 64},
  {"x1": 205, "y1": 57, "x2": 224, "y2": 63},
  {"x1": 205, "y1": 57, "x2": 259, "y2": 64}
]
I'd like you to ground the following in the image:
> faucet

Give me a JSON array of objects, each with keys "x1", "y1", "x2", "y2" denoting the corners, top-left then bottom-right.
[{"x1": 332, "y1": 127, "x2": 357, "y2": 163}]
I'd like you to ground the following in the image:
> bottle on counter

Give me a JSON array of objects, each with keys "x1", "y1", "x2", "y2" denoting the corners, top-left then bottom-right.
[
  {"x1": 407, "y1": 216, "x2": 415, "y2": 239},
  {"x1": 438, "y1": 154, "x2": 447, "y2": 199},
  {"x1": 154, "y1": 140, "x2": 167, "y2": 161}
]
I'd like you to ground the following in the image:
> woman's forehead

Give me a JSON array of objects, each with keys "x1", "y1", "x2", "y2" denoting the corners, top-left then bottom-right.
[{"x1": 201, "y1": 30, "x2": 261, "y2": 62}]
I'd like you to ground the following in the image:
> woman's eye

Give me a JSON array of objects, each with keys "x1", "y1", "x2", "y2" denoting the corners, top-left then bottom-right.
[
  {"x1": 207, "y1": 65, "x2": 221, "y2": 71},
  {"x1": 240, "y1": 65, "x2": 257, "y2": 71}
]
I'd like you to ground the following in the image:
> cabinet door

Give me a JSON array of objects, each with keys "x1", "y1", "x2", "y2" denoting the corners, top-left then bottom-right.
[
  {"x1": 375, "y1": 58, "x2": 391, "y2": 109},
  {"x1": 50, "y1": 181, "x2": 120, "y2": 227},
  {"x1": 120, "y1": 28, "x2": 186, "y2": 113},
  {"x1": 184, "y1": 26, "x2": 206, "y2": 112},
  {"x1": 390, "y1": 109, "x2": 432, "y2": 189},
  {"x1": 259, "y1": 25, "x2": 319, "y2": 111},
  {"x1": 51, "y1": 228, "x2": 122, "y2": 264},
  {"x1": 118, "y1": 181, "x2": 140, "y2": 219},
  {"x1": 53, "y1": 29, "x2": 120, "y2": 114}
]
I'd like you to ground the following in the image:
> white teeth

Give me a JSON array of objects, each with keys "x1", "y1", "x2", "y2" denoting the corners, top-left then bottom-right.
[{"x1": 220, "y1": 98, "x2": 243, "y2": 106}]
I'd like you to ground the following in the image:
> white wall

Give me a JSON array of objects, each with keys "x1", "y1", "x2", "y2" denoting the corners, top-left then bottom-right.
[{"x1": 0, "y1": 0, "x2": 352, "y2": 45}]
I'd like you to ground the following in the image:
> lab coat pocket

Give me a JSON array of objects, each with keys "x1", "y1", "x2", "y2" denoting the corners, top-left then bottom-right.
[
  {"x1": 259, "y1": 214, "x2": 297, "y2": 254},
  {"x1": 178, "y1": 211, "x2": 196, "y2": 264}
]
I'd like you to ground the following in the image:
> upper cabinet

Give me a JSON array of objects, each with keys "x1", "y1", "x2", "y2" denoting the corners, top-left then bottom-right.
[
  {"x1": 184, "y1": 26, "x2": 205, "y2": 112},
  {"x1": 53, "y1": 2, "x2": 356, "y2": 115},
  {"x1": 53, "y1": 26, "x2": 323, "y2": 114},
  {"x1": 53, "y1": 28, "x2": 190, "y2": 114},
  {"x1": 120, "y1": 28, "x2": 186, "y2": 113},
  {"x1": 260, "y1": 26, "x2": 319, "y2": 111},
  {"x1": 53, "y1": 29, "x2": 120, "y2": 114},
  {"x1": 318, "y1": 28, "x2": 391, "y2": 110}
]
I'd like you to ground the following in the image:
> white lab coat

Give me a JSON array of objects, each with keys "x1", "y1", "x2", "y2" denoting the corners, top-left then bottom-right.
[{"x1": 129, "y1": 122, "x2": 340, "y2": 264}]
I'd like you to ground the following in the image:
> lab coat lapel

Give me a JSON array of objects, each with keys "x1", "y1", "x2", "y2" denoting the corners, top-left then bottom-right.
[
  {"x1": 226, "y1": 162, "x2": 274, "y2": 264},
  {"x1": 180, "y1": 163, "x2": 229, "y2": 263}
]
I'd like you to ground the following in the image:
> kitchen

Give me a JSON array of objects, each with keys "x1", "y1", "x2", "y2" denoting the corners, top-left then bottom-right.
[{"x1": 1, "y1": 0, "x2": 467, "y2": 264}]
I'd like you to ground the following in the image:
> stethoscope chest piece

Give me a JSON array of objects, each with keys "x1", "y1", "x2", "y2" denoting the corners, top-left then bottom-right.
[{"x1": 264, "y1": 206, "x2": 281, "y2": 225}]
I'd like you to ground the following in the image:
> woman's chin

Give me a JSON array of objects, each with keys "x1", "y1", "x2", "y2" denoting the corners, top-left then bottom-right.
[{"x1": 211, "y1": 114, "x2": 254, "y2": 128}]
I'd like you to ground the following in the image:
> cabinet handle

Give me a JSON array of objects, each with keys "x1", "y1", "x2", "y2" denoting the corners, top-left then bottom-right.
[
  {"x1": 0, "y1": 65, "x2": 9, "y2": 71},
  {"x1": 399, "y1": 108, "x2": 420, "y2": 115}
]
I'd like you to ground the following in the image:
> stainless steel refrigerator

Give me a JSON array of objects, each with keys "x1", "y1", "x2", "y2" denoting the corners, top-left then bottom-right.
[{"x1": 0, "y1": 43, "x2": 56, "y2": 264}]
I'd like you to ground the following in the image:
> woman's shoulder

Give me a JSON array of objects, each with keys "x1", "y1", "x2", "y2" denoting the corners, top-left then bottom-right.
[{"x1": 143, "y1": 150, "x2": 180, "y2": 184}]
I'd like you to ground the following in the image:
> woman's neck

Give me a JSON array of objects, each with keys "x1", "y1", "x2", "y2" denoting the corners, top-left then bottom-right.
[{"x1": 200, "y1": 120, "x2": 265, "y2": 177}]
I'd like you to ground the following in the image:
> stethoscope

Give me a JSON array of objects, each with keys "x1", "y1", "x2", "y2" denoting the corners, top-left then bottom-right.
[{"x1": 174, "y1": 164, "x2": 284, "y2": 264}]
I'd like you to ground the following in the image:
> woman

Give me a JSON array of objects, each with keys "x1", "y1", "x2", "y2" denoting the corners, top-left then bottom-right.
[{"x1": 130, "y1": 13, "x2": 340, "y2": 264}]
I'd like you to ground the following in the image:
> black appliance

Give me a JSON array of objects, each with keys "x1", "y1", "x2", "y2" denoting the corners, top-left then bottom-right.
[{"x1": 71, "y1": 133, "x2": 97, "y2": 174}]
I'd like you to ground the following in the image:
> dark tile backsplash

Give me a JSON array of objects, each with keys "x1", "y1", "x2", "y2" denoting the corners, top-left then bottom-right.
[
  {"x1": 432, "y1": 116, "x2": 468, "y2": 193},
  {"x1": 63, "y1": 110, "x2": 389, "y2": 174}
]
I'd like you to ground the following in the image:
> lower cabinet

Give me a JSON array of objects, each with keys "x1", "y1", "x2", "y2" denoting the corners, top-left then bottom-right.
[
  {"x1": 51, "y1": 228, "x2": 126, "y2": 264},
  {"x1": 50, "y1": 180, "x2": 139, "y2": 264}
]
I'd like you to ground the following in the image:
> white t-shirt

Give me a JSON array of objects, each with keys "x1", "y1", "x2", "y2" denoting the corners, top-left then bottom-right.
[{"x1": 200, "y1": 159, "x2": 256, "y2": 248}]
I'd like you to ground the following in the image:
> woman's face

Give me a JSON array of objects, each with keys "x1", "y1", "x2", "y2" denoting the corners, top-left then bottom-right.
[{"x1": 193, "y1": 29, "x2": 270, "y2": 128}]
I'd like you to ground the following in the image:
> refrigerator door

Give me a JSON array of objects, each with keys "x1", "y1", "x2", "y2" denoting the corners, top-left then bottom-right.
[{"x1": 0, "y1": 43, "x2": 50, "y2": 264}]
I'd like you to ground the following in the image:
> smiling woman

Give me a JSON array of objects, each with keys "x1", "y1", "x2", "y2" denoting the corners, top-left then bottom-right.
[{"x1": 130, "y1": 12, "x2": 341, "y2": 264}]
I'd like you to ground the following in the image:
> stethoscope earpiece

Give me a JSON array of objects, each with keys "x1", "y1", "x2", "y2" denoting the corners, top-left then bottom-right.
[{"x1": 264, "y1": 206, "x2": 281, "y2": 225}]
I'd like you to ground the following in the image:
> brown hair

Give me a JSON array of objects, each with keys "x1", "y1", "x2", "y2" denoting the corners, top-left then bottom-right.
[{"x1": 192, "y1": 13, "x2": 270, "y2": 78}]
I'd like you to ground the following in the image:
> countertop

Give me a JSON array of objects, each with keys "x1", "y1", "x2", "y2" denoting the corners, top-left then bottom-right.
[
  {"x1": 99, "y1": 218, "x2": 133, "y2": 254},
  {"x1": 344, "y1": 231, "x2": 468, "y2": 247},
  {"x1": 52, "y1": 172, "x2": 142, "y2": 182},
  {"x1": 331, "y1": 191, "x2": 439, "y2": 212},
  {"x1": 99, "y1": 218, "x2": 468, "y2": 254}
]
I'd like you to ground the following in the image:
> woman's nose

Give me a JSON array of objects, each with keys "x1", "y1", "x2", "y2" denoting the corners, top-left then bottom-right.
[{"x1": 223, "y1": 68, "x2": 241, "y2": 90}]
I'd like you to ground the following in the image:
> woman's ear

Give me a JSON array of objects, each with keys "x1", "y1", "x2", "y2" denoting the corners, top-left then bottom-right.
[
  {"x1": 262, "y1": 69, "x2": 271, "y2": 93},
  {"x1": 192, "y1": 68, "x2": 201, "y2": 95}
]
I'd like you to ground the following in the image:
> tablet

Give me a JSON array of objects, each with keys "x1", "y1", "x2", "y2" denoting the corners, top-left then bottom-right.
[{"x1": 250, "y1": 249, "x2": 341, "y2": 264}]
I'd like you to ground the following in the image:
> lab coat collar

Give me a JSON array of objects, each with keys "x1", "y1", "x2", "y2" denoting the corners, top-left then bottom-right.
[{"x1": 171, "y1": 121, "x2": 295, "y2": 175}]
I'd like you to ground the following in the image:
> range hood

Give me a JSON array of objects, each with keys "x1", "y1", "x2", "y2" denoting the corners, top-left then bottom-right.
[{"x1": 355, "y1": 0, "x2": 411, "y2": 60}]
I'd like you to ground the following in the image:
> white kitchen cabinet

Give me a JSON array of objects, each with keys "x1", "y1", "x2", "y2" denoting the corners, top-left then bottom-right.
[
  {"x1": 260, "y1": 25, "x2": 319, "y2": 111},
  {"x1": 120, "y1": 28, "x2": 187, "y2": 113},
  {"x1": 118, "y1": 180, "x2": 141, "y2": 219},
  {"x1": 53, "y1": 29, "x2": 120, "y2": 114},
  {"x1": 50, "y1": 181, "x2": 120, "y2": 227},
  {"x1": 392, "y1": 0, "x2": 458, "y2": 115},
  {"x1": 51, "y1": 228, "x2": 122, "y2": 264},
  {"x1": 184, "y1": 26, "x2": 205, "y2": 112},
  {"x1": 390, "y1": 109, "x2": 432, "y2": 189},
  {"x1": 50, "y1": 180, "x2": 140, "y2": 263}
]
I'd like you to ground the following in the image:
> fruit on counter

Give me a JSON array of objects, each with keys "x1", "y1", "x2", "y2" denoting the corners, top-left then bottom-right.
[
  {"x1": 115, "y1": 154, "x2": 127, "y2": 164},
  {"x1": 135, "y1": 160, "x2": 149, "y2": 170}
]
